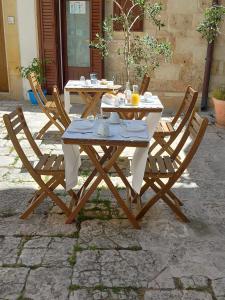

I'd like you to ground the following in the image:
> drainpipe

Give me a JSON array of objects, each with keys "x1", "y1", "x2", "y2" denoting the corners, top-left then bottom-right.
[{"x1": 201, "y1": 0, "x2": 219, "y2": 111}]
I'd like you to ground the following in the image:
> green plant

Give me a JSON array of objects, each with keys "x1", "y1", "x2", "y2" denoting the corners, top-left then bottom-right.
[
  {"x1": 212, "y1": 86, "x2": 225, "y2": 100},
  {"x1": 90, "y1": 0, "x2": 172, "y2": 82},
  {"x1": 17, "y1": 58, "x2": 45, "y2": 85},
  {"x1": 197, "y1": 5, "x2": 225, "y2": 43}
]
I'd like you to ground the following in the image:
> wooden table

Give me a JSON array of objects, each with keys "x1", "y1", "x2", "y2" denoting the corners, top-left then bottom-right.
[
  {"x1": 62, "y1": 120, "x2": 150, "y2": 229},
  {"x1": 64, "y1": 80, "x2": 122, "y2": 117},
  {"x1": 101, "y1": 96, "x2": 164, "y2": 119}
]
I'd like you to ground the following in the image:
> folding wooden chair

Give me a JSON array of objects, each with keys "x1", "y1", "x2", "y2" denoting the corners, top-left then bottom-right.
[
  {"x1": 150, "y1": 86, "x2": 198, "y2": 157},
  {"x1": 139, "y1": 73, "x2": 150, "y2": 95},
  {"x1": 52, "y1": 85, "x2": 71, "y2": 129},
  {"x1": 28, "y1": 72, "x2": 65, "y2": 139},
  {"x1": 136, "y1": 112, "x2": 208, "y2": 222},
  {"x1": 3, "y1": 107, "x2": 78, "y2": 219}
]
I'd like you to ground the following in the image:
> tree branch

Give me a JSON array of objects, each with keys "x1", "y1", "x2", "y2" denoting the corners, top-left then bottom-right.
[{"x1": 114, "y1": 0, "x2": 124, "y2": 14}]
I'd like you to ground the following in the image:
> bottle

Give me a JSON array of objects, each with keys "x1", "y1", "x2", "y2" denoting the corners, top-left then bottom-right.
[
  {"x1": 124, "y1": 82, "x2": 131, "y2": 104},
  {"x1": 131, "y1": 84, "x2": 140, "y2": 106}
]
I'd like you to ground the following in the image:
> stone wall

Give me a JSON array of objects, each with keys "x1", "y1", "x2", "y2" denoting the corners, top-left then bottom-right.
[{"x1": 104, "y1": 0, "x2": 225, "y2": 111}]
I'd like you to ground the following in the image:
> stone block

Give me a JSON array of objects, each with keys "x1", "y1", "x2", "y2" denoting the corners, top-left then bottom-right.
[
  {"x1": 24, "y1": 267, "x2": 72, "y2": 299},
  {"x1": 169, "y1": 14, "x2": 193, "y2": 31},
  {"x1": 212, "y1": 277, "x2": 225, "y2": 298},
  {"x1": 144, "y1": 290, "x2": 182, "y2": 300},
  {"x1": 0, "y1": 237, "x2": 21, "y2": 266},
  {"x1": 175, "y1": 37, "x2": 196, "y2": 54},
  {"x1": 0, "y1": 267, "x2": 29, "y2": 299},
  {"x1": 168, "y1": 0, "x2": 198, "y2": 14},
  {"x1": 154, "y1": 64, "x2": 181, "y2": 81},
  {"x1": 72, "y1": 250, "x2": 169, "y2": 288}
]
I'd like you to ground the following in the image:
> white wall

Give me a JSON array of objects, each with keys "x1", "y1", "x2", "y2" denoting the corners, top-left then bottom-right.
[{"x1": 17, "y1": 0, "x2": 38, "y2": 99}]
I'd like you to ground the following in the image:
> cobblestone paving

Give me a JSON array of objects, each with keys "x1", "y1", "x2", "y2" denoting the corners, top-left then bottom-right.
[{"x1": 0, "y1": 100, "x2": 225, "y2": 299}]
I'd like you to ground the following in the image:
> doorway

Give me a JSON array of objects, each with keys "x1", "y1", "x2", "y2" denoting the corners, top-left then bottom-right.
[
  {"x1": 61, "y1": 0, "x2": 104, "y2": 83},
  {"x1": 62, "y1": 0, "x2": 91, "y2": 81},
  {"x1": 0, "y1": 0, "x2": 9, "y2": 92}
]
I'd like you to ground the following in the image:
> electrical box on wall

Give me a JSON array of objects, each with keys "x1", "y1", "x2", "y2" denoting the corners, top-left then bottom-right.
[{"x1": 7, "y1": 16, "x2": 15, "y2": 24}]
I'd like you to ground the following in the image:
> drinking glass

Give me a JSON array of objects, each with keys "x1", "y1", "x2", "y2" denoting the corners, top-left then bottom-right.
[
  {"x1": 80, "y1": 76, "x2": 85, "y2": 86},
  {"x1": 90, "y1": 73, "x2": 97, "y2": 84},
  {"x1": 131, "y1": 85, "x2": 140, "y2": 106}
]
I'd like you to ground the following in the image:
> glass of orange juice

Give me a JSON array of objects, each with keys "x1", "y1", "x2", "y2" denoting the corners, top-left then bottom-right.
[{"x1": 131, "y1": 85, "x2": 140, "y2": 106}]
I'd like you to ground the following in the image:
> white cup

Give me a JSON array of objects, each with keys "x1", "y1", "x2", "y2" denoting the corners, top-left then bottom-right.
[
  {"x1": 85, "y1": 80, "x2": 91, "y2": 86},
  {"x1": 97, "y1": 122, "x2": 110, "y2": 137},
  {"x1": 144, "y1": 92, "x2": 152, "y2": 98}
]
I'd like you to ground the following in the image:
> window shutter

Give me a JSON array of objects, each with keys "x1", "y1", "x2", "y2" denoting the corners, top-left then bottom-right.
[
  {"x1": 113, "y1": 0, "x2": 144, "y2": 32},
  {"x1": 37, "y1": 0, "x2": 60, "y2": 93},
  {"x1": 91, "y1": 0, "x2": 104, "y2": 79}
]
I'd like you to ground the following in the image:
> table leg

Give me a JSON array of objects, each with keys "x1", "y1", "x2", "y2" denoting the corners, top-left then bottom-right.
[
  {"x1": 66, "y1": 145, "x2": 140, "y2": 229},
  {"x1": 64, "y1": 89, "x2": 71, "y2": 114},
  {"x1": 81, "y1": 92, "x2": 103, "y2": 118}
]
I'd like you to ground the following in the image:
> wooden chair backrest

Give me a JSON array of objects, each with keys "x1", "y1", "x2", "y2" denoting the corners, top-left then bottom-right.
[
  {"x1": 28, "y1": 72, "x2": 47, "y2": 106},
  {"x1": 171, "y1": 112, "x2": 208, "y2": 173},
  {"x1": 3, "y1": 107, "x2": 42, "y2": 174},
  {"x1": 52, "y1": 85, "x2": 71, "y2": 129},
  {"x1": 172, "y1": 86, "x2": 198, "y2": 128},
  {"x1": 139, "y1": 73, "x2": 150, "y2": 95}
]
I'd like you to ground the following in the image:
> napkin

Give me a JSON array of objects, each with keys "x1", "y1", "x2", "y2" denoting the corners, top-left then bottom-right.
[
  {"x1": 62, "y1": 143, "x2": 81, "y2": 191},
  {"x1": 131, "y1": 112, "x2": 162, "y2": 193}
]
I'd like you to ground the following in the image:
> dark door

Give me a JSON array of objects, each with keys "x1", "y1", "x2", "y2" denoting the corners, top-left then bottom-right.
[{"x1": 61, "y1": 0, "x2": 104, "y2": 83}]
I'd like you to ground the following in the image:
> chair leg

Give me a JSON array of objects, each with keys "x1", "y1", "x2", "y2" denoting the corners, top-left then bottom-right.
[
  {"x1": 20, "y1": 176, "x2": 71, "y2": 219},
  {"x1": 36, "y1": 120, "x2": 53, "y2": 139},
  {"x1": 147, "y1": 180, "x2": 189, "y2": 223},
  {"x1": 136, "y1": 178, "x2": 189, "y2": 223}
]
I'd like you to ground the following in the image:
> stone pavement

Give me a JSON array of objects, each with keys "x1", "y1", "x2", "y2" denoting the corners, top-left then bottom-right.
[{"x1": 0, "y1": 100, "x2": 225, "y2": 300}]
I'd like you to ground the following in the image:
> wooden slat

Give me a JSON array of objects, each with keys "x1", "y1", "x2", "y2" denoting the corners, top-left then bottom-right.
[
  {"x1": 192, "y1": 118, "x2": 200, "y2": 132},
  {"x1": 148, "y1": 156, "x2": 158, "y2": 173},
  {"x1": 166, "y1": 122, "x2": 174, "y2": 132},
  {"x1": 44, "y1": 154, "x2": 57, "y2": 170},
  {"x1": 14, "y1": 123, "x2": 25, "y2": 135},
  {"x1": 9, "y1": 109, "x2": 20, "y2": 119},
  {"x1": 11, "y1": 117, "x2": 22, "y2": 128},
  {"x1": 189, "y1": 126, "x2": 197, "y2": 139},
  {"x1": 35, "y1": 154, "x2": 49, "y2": 170},
  {"x1": 194, "y1": 113, "x2": 203, "y2": 125},
  {"x1": 52, "y1": 155, "x2": 64, "y2": 170},
  {"x1": 161, "y1": 121, "x2": 169, "y2": 132},
  {"x1": 156, "y1": 156, "x2": 167, "y2": 173},
  {"x1": 60, "y1": 161, "x2": 65, "y2": 170},
  {"x1": 163, "y1": 156, "x2": 175, "y2": 173}
]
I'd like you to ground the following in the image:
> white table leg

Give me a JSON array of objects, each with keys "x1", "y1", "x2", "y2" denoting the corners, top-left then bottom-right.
[{"x1": 64, "y1": 89, "x2": 71, "y2": 114}]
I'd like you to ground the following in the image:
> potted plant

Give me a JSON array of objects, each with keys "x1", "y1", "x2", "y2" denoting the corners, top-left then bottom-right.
[
  {"x1": 212, "y1": 87, "x2": 225, "y2": 128},
  {"x1": 90, "y1": 1, "x2": 172, "y2": 84},
  {"x1": 17, "y1": 58, "x2": 47, "y2": 105}
]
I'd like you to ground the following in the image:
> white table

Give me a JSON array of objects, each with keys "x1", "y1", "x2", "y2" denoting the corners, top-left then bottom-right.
[
  {"x1": 101, "y1": 95, "x2": 164, "y2": 119},
  {"x1": 64, "y1": 80, "x2": 122, "y2": 116}
]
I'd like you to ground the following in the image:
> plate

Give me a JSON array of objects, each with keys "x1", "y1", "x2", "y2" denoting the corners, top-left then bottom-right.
[{"x1": 69, "y1": 120, "x2": 94, "y2": 131}]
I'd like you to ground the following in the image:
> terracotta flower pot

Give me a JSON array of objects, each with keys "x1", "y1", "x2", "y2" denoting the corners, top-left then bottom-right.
[{"x1": 212, "y1": 97, "x2": 225, "y2": 128}]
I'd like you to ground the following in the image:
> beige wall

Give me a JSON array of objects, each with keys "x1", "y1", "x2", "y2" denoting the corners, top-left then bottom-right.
[
  {"x1": 105, "y1": 0, "x2": 225, "y2": 110},
  {"x1": 0, "y1": 0, "x2": 23, "y2": 100}
]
